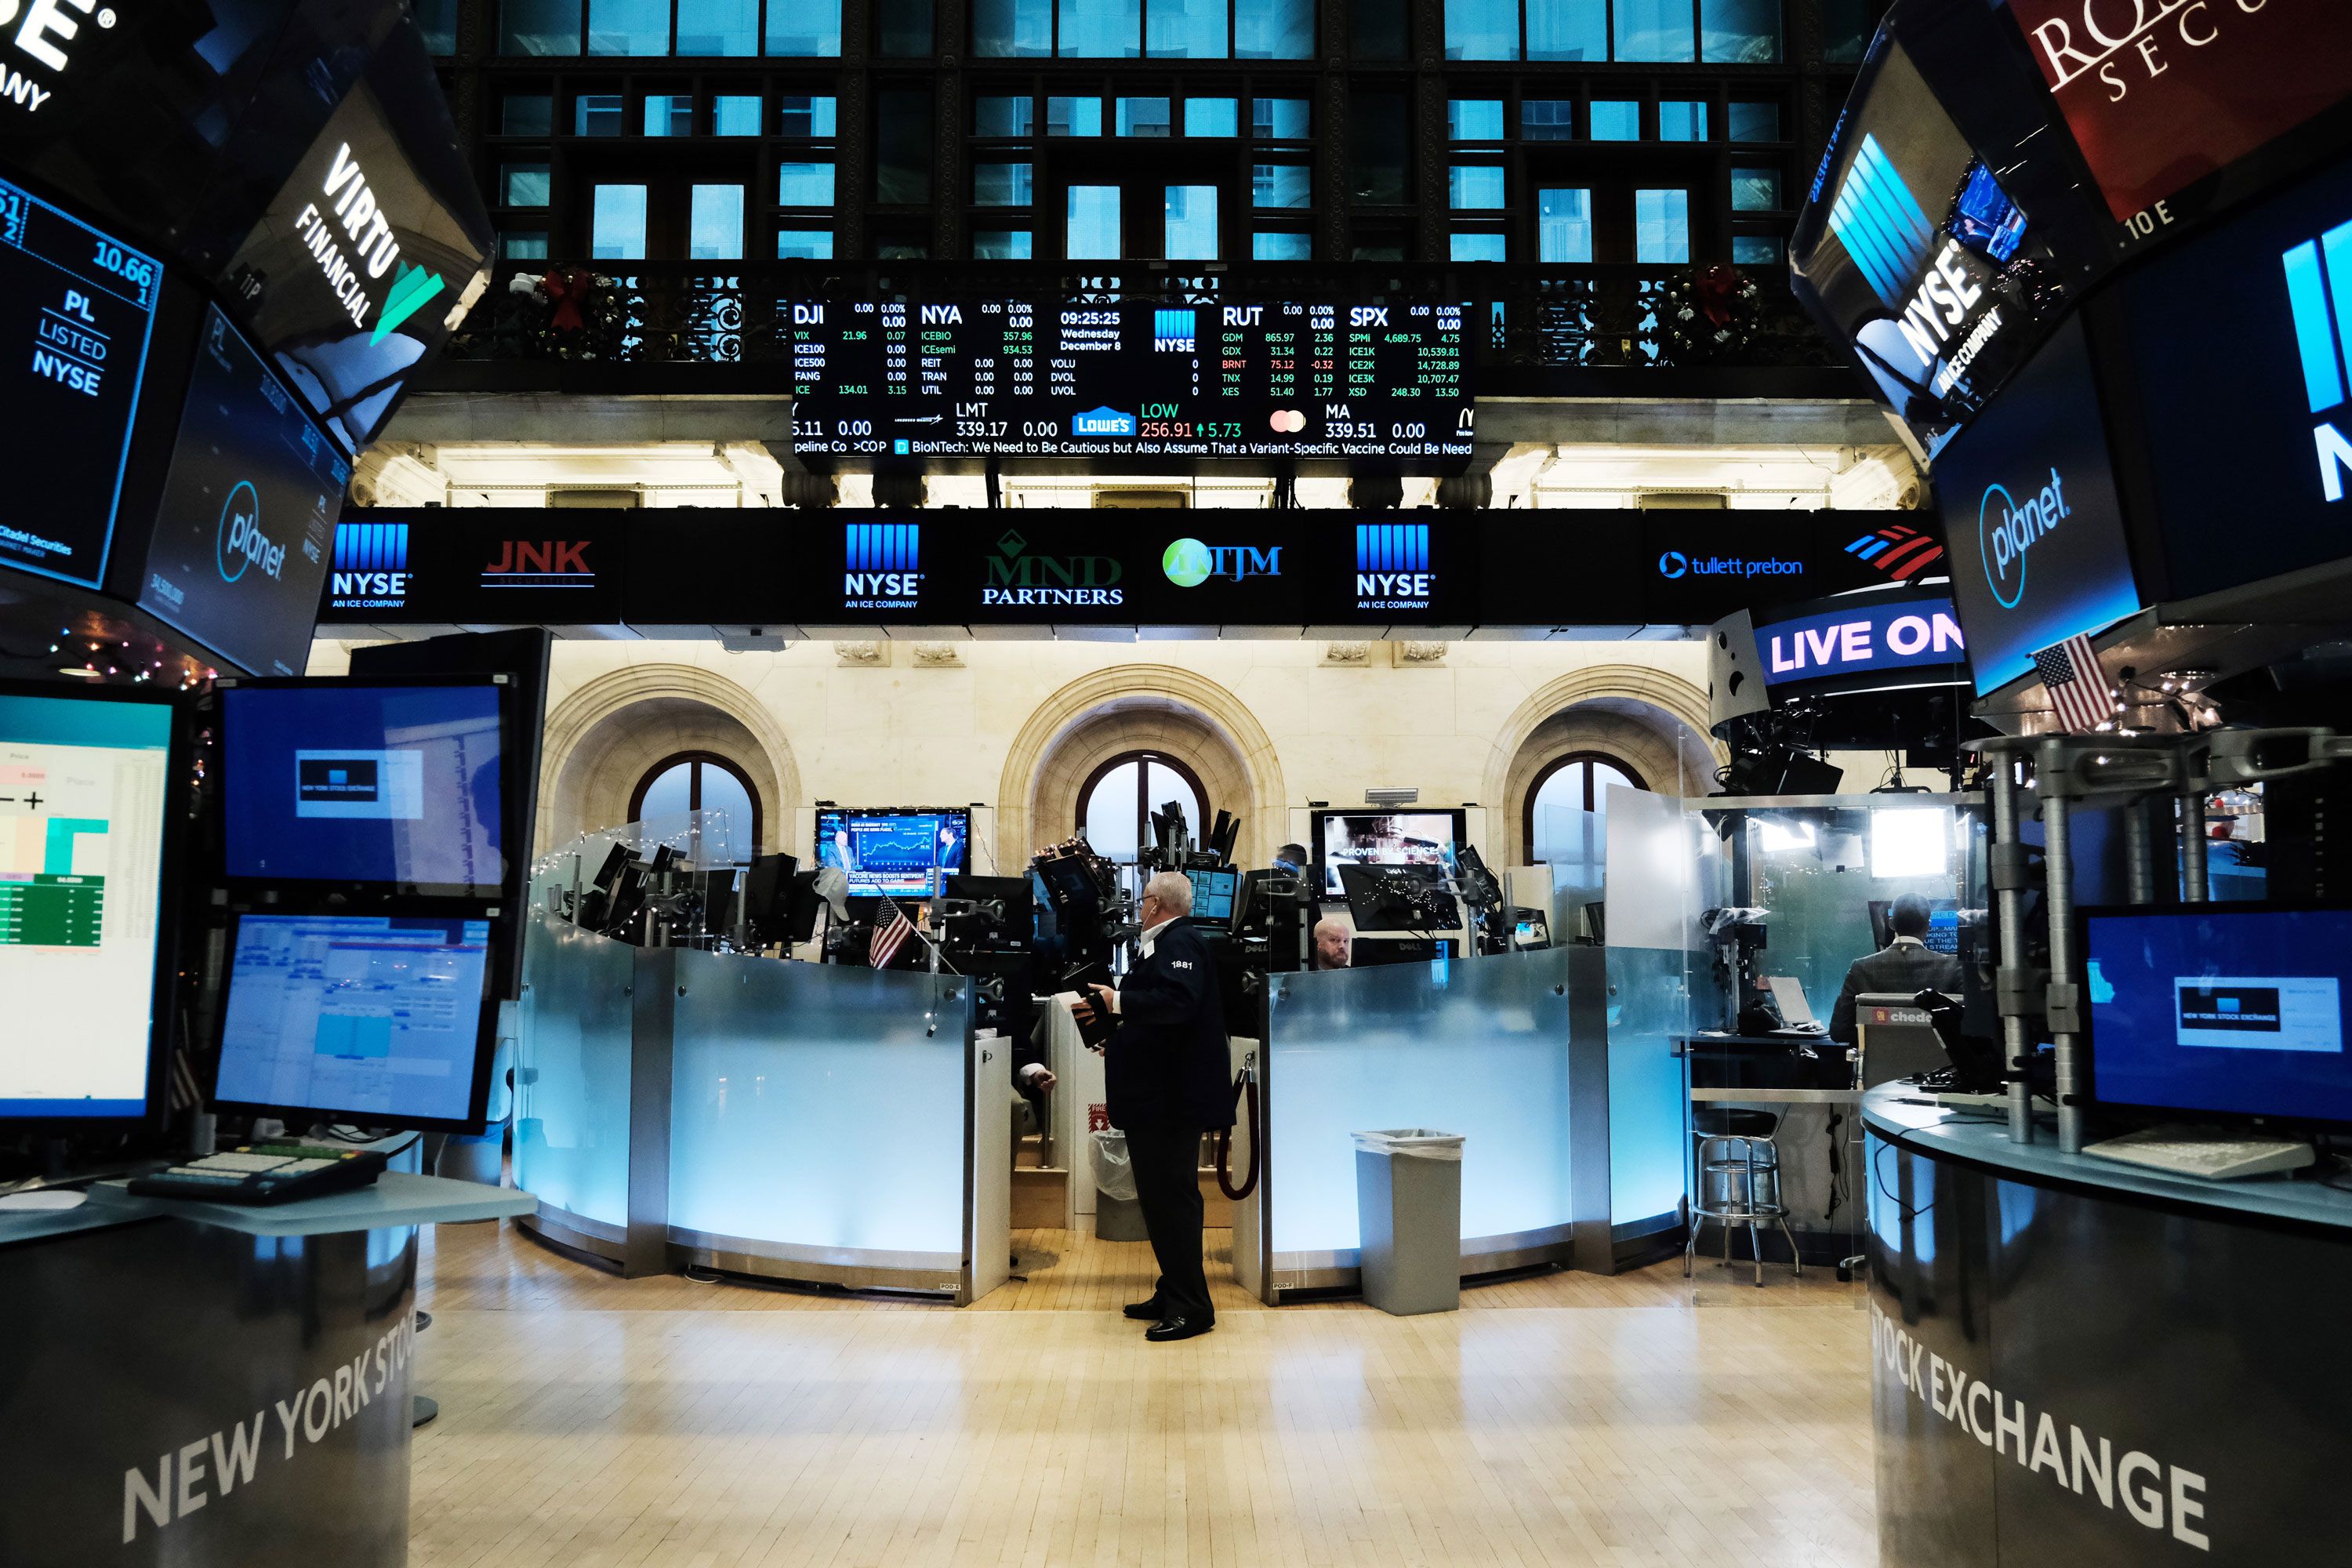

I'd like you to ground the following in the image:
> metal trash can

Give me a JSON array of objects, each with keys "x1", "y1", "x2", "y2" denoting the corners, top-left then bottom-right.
[
  {"x1": 1352, "y1": 1128, "x2": 1465, "y2": 1315},
  {"x1": 1091, "y1": 1129, "x2": 1150, "y2": 1242}
]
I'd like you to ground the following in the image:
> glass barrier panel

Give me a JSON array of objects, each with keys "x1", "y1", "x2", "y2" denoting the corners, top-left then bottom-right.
[{"x1": 512, "y1": 907, "x2": 636, "y2": 1229}]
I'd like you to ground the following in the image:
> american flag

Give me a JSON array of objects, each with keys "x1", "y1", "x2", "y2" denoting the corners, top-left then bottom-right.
[
  {"x1": 869, "y1": 898, "x2": 916, "y2": 970},
  {"x1": 2032, "y1": 633, "x2": 2117, "y2": 733}
]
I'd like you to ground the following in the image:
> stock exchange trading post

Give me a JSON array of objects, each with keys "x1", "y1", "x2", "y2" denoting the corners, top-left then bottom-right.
[{"x1": 787, "y1": 299, "x2": 1474, "y2": 466}]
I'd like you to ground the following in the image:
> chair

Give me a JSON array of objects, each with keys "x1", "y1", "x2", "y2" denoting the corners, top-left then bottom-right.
[{"x1": 1686, "y1": 1107, "x2": 1801, "y2": 1287}]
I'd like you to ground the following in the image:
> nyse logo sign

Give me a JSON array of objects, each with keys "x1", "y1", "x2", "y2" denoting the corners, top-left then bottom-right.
[
  {"x1": 1827, "y1": 134, "x2": 2004, "y2": 394},
  {"x1": 328, "y1": 522, "x2": 410, "y2": 610},
  {"x1": 0, "y1": 0, "x2": 115, "y2": 118},
  {"x1": 2282, "y1": 220, "x2": 2352, "y2": 503},
  {"x1": 1355, "y1": 523, "x2": 1432, "y2": 612},
  {"x1": 844, "y1": 521, "x2": 921, "y2": 610}
]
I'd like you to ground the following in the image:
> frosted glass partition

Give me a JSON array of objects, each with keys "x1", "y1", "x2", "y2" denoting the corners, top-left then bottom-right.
[
  {"x1": 1603, "y1": 786, "x2": 1708, "y2": 1229},
  {"x1": 1265, "y1": 948, "x2": 1574, "y2": 1284},
  {"x1": 531, "y1": 808, "x2": 745, "y2": 943},
  {"x1": 1538, "y1": 802, "x2": 1606, "y2": 939},
  {"x1": 513, "y1": 908, "x2": 637, "y2": 1235},
  {"x1": 667, "y1": 952, "x2": 972, "y2": 1280}
]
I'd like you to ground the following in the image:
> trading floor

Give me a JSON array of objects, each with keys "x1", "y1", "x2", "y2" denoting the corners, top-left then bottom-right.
[{"x1": 408, "y1": 1221, "x2": 1871, "y2": 1568}]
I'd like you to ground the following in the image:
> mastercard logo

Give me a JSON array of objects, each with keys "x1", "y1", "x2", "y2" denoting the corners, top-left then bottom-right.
[{"x1": 1269, "y1": 409, "x2": 1306, "y2": 434}]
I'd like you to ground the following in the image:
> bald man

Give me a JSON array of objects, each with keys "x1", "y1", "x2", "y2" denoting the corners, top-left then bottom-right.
[
  {"x1": 1313, "y1": 916, "x2": 1352, "y2": 970},
  {"x1": 1073, "y1": 870, "x2": 1233, "y2": 1341}
]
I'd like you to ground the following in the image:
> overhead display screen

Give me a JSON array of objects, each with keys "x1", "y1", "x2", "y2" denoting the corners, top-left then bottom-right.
[
  {"x1": 1934, "y1": 314, "x2": 2143, "y2": 696},
  {"x1": 817, "y1": 808, "x2": 971, "y2": 899},
  {"x1": 319, "y1": 511, "x2": 624, "y2": 626},
  {"x1": 139, "y1": 306, "x2": 348, "y2": 677},
  {"x1": 786, "y1": 299, "x2": 1473, "y2": 467},
  {"x1": 1753, "y1": 593, "x2": 1967, "y2": 688},
  {"x1": 2120, "y1": 154, "x2": 2352, "y2": 600},
  {"x1": 0, "y1": 174, "x2": 160, "y2": 589}
]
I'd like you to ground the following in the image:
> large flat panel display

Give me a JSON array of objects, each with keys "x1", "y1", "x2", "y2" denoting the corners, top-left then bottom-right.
[
  {"x1": 0, "y1": 175, "x2": 160, "y2": 589},
  {"x1": 2122, "y1": 154, "x2": 2352, "y2": 600},
  {"x1": 787, "y1": 299, "x2": 1472, "y2": 467},
  {"x1": 1935, "y1": 314, "x2": 2142, "y2": 695},
  {"x1": 816, "y1": 808, "x2": 971, "y2": 898},
  {"x1": 0, "y1": 688, "x2": 175, "y2": 1121},
  {"x1": 139, "y1": 305, "x2": 347, "y2": 676},
  {"x1": 1313, "y1": 808, "x2": 1465, "y2": 898},
  {"x1": 220, "y1": 681, "x2": 506, "y2": 895}
]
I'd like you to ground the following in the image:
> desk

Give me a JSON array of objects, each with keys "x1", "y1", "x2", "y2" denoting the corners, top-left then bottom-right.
[
  {"x1": 1864, "y1": 1088, "x2": 2352, "y2": 1565},
  {"x1": 0, "y1": 1174, "x2": 533, "y2": 1567},
  {"x1": 1677, "y1": 1033, "x2": 1863, "y2": 1265}
]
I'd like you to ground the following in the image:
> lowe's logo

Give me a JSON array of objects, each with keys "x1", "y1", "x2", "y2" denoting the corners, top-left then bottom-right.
[
  {"x1": 1978, "y1": 468, "x2": 2071, "y2": 611},
  {"x1": 329, "y1": 521, "x2": 410, "y2": 607},
  {"x1": 1355, "y1": 523, "x2": 1432, "y2": 610},
  {"x1": 1073, "y1": 406, "x2": 1137, "y2": 437},
  {"x1": 2282, "y1": 221, "x2": 2352, "y2": 503},
  {"x1": 844, "y1": 521, "x2": 920, "y2": 607}
]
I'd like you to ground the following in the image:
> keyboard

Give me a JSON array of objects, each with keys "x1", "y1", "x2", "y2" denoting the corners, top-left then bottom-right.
[
  {"x1": 2082, "y1": 1124, "x2": 2315, "y2": 1181},
  {"x1": 128, "y1": 1144, "x2": 388, "y2": 1205}
]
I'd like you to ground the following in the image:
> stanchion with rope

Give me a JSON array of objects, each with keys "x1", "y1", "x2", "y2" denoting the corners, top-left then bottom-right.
[{"x1": 1214, "y1": 1051, "x2": 1261, "y2": 1200}]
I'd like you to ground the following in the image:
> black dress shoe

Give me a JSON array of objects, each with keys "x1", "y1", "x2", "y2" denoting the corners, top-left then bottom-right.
[
  {"x1": 1123, "y1": 1298, "x2": 1166, "y2": 1320},
  {"x1": 1145, "y1": 1316, "x2": 1213, "y2": 1342}
]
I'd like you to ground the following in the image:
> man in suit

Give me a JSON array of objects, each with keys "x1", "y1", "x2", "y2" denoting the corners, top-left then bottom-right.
[
  {"x1": 1831, "y1": 893, "x2": 1964, "y2": 1043},
  {"x1": 1073, "y1": 870, "x2": 1234, "y2": 1342}
]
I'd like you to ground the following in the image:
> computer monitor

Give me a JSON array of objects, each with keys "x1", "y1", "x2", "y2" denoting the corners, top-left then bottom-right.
[
  {"x1": 1184, "y1": 866, "x2": 1240, "y2": 925},
  {"x1": 210, "y1": 913, "x2": 501, "y2": 1133},
  {"x1": 1338, "y1": 863, "x2": 1462, "y2": 933},
  {"x1": 1867, "y1": 898, "x2": 1960, "y2": 954},
  {"x1": 815, "y1": 807, "x2": 971, "y2": 898},
  {"x1": 1312, "y1": 808, "x2": 1465, "y2": 898},
  {"x1": 220, "y1": 678, "x2": 510, "y2": 898},
  {"x1": 2084, "y1": 905, "x2": 2352, "y2": 1131},
  {"x1": 0, "y1": 682, "x2": 185, "y2": 1127}
]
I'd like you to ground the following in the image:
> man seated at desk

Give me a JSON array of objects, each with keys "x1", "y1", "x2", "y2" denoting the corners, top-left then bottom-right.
[{"x1": 1830, "y1": 893, "x2": 1962, "y2": 1043}]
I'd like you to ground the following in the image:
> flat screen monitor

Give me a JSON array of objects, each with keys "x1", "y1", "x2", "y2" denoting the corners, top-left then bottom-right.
[
  {"x1": 137, "y1": 304, "x2": 348, "y2": 677},
  {"x1": 2085, "y1": 905, "x2": 2352, "y2": 1131},
  {"x1": 1313, "y1": 808, "x2": 1465, "y2": 898},
  {"x1": 220, "y1": 679, "x2": 508, "y2": 897},
  {"x1": 815, "y1": 808, "x2": 971, "y2": 898},
  {"x1": 212, "y1": 913, "x2": 499, "y2": 1132},
  {"x1": 1867, "y1": 898, "x2": 1961, "y2": 955},
  {"x1": 1185, "y1": 866, "x2": 1240, "y2": 924},
  {"x1": 0, "y1": 683, "x2": 182, "y2": 1125}
]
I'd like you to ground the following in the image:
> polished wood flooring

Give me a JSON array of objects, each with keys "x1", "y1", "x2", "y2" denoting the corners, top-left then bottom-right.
[{"x1": 409, "y1": 1221, "x2": 1875, "y2": 1566}]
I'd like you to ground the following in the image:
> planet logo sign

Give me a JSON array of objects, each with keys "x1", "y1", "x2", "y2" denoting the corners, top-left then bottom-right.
[
  {"x1": 2281, "y1": 219, "x2": 2352, "y2": 504},
  {"x1": 1355, "y1": 523, "x2": 1432, "y2": 612},
  {"x1": 215, "y1": 481, "x2": 284, "y2": 583},
  {"x1": 1162, "y1": 539, "x2": 1283, "y2": 587},
  {"x1": 328, "y1": 521, "x2": 410, "y2": 610},
  {"x1": 1978, "y1": 468, "x2": 2073, "y2": 610},
  {"x1": 844, "y1": 521, "x2": 920, "y2": 610},
  {"x1": 1846, "y1": 522, "x2": 1947, "y2": 583}
]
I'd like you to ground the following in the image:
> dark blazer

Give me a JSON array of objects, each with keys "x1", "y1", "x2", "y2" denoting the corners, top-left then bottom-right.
[
  {"x1": 1831, "y1": 940, "x2": 1965, "y2": 1043},
  {"x1": 1105, "y1": 920, "x2": 1236, "y2": 1131}
]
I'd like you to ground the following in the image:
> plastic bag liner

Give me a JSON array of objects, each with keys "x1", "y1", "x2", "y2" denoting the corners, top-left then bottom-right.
[
  {"x1": 1091, "y1": 1129, "x2": 1139, "y2": 1201},
  {"x1": 1350, "y1": 1128, "x2": 1465, "y2": 1161}
]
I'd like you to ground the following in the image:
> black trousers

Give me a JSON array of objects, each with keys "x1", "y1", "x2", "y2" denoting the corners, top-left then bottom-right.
[{"x1": 1122, "y1": 1121, "x2": 1212, "y2": 1323}]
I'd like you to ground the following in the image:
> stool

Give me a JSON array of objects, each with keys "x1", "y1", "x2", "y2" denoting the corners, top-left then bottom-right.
[{"x1": 1686, "y1": 1108, "x2": 1801, "y2": 1287}]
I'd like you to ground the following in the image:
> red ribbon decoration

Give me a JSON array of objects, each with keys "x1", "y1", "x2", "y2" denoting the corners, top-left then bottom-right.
[
  {"x1": 1692, "y1": 263, "x2": 1742, "y2": 327},
  {"x1": 542, "y1": 269, "x2": 591, "y2": 332}
]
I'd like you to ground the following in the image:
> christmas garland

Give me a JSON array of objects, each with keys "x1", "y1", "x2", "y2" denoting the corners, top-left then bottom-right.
[{"x1": 1659, "y1": 263, "x2": 1763, "y2": 363}]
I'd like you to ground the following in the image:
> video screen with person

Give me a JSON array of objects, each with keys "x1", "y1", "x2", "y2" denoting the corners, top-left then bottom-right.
[
  {"x1": 220, "y1": 682, "x2": 506, "y2": 895},
  {"x1": 816, "y1": 808, "x2": 971, "y2": 898},
  {"x1": 1315, "y1": 810, "x2": 1463, "y2": 898}
]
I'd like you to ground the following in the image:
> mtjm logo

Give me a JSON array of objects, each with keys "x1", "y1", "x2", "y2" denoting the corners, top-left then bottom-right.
[{"x1": 2282, "y1": 220, "x2": 2352, "y2": 503}]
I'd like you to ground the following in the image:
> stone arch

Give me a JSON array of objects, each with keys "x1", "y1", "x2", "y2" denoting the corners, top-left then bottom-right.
[
  {"x1": 1480, "y1": 666, "x2": 1720, "y2": 868},
  {"x1": 996, "y1": 666, "x2": 1287, "y2": 869},
  {"x1": 539, "y1": 663, "x2": 800, "y2": 858}
]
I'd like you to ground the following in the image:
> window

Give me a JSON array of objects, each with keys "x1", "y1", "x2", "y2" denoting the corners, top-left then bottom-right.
[
  {"x1": 875, "y1": 89, "x2": 933, "y2": 201},
  {"x1": 1732, "y1": 234, "x2": 1781, "y2": 264},
  {"x1": 777, "y1": 227, "x2": 834, "y2": 257},
  {"x1": 1448, "y1": 165, "x2": 1504, "y2": 209},
  {"x1": 1635, "y1": 188, "x2": 1690, "y2": 263},
  {"x1": 1253, "y1": 230, "x2": 1310, "y2": 260},
  {"x1": 418, "y1": 0, "x2": 459, "y2": 52},
  {"x1": 502, "y1": 93, "x2": 554, "y2": 134},
  {"x1": 1252, "y1": 163, "x2": 1310, "y2": 209},
  {"x1": 1614, "y1": 0, "x2": 1693, "y2": 59},
  {"x1": 1732, "y1": 165, "x2": 1782, "y2": 211},
  {"x1": 1352, "y1": 86, "x2": 1410, "y2": 203},
  {"x1": 1165, "y1": 183, "x2": 1218, "y2": 259},
  {"x1": 690, "y1": 184, "x2": 743, "y2": 256},
  {"x1": 1445, "y1": 0, "x2": 1516, "y2": 58},
  {"x1": 767, "y1": 0, "x2": 840, "y2": 52},
  {"x1": 676, "y1": 0, "x2": 756, "y2": 52},
  {"x1": 1048, "y1": 95, "x2": 1102, "y2": 134},
  {"x1": 976, "y1": 229, "x2": 1034, "y2": 257},
  {"x1": 1526, "y1": 753, "x2": 1645, "y2": 871},
  {"x1": 1589, "y1": 99, "x2": 1638, "y2": 140},
  {"x1": 576, "y1": 93, "x2": 624, "y2": 134},
  {"x1": 1822, "y1": 0, "x2": 1867, "y2": 61},
  {"x1": 1700, "y1": 0, "x2": 1780, "y2": 62},
  {"x1": 1728, "y1": 100, "x2": 1780, "y2": 140},
  {"x1": 1527, "y1": 0, "x2": 1605, "y2": 58},
  {"x1": 975, "y1": 0, "x2": 1051, "y2": 53},
  {"x1": 1448, "y1": 99, "x2": 1504, "y2": 140},
  {"x1": 644, "y1": 94, "x2": 694, "y2": 135},
  {"x1": 500, "y1": 230, "x2": 550, "y2": 260},
  {"x1": 587, "y1": 0, "x2": 667, "y2": 53},
  {"x1": 1352, "y1": 0, "x2": 1406, "y2": 56},
  {"x1": 502, "y1": 162, "x2": 552, "y2": 205},
  {"x1": 1080, "y1": 752, "x2": 1207, "y2": 873},
  {"x1": 500, "y1": 0, "x2": 581, "y2": 54},
  {"x1": 877, "y1": 0, "x2": 934, "y2": 53},
  {"x1": 1252, "y1": 96, "x2": 1308, "y2": 138},
  {"x1": 591, "y1": 183, "x2": 648, "y2": 257},
  {"x1": 1148, "y1": 0, "x2": 1225, "y2": 56},
  {"x1": 713, "y1": 94, "x2": 762, "y2": 133},
  {"x1": 779, "y1": 94, "x2": 837, "y2": 135},
  {"x1": 1185, "y1": 96, "x2": 1237, "y2": 136},
  {"x1": 975, "y1": 161, "x2": 1034, "y2": 205},
  {"x1": 1235, "y1": 0, "x2": 1310, "y2": 56},
  {"x1": 1116, "y1": 96, "x2": 1171, "y2": 136},
  {"x1": 779, "y1": 162, "x2": 836, "y2": 204},
  {"x1": 1522, "y1": 98, "x2": 1572, "y2": 139},
  {"x1": 1538, "y1": 187, "x2": 1592, "y2": 262},
  {"x1": 1067, "y1": 184, "x2": 1121, "y2": 257},
  {"x1": 1060, "y1": 0, "x2": 1141, "y2": 55},
  {"x1": 1660, "y1": 100, "x2": 1707, "y2": 140},
  {"x1": 1451, "y1": 231, "x2": 1506, "y2": 262},
  {"x1": 630, "y1": 753, "x2": 763, "y2": 864},
  {"x1": 976, "y1": 94, "x2": 1035, "y2": 135}
]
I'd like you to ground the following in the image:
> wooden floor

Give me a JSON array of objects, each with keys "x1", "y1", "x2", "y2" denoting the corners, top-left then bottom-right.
[{"x1": 409, "y1": 1221, "x2": 1877, "y2": 1566}]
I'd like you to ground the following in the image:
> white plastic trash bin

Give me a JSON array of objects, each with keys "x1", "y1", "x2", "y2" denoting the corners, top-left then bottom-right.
[{"x1": 1352, "y1": 1128, "x2": 1465, "y2": 1315}]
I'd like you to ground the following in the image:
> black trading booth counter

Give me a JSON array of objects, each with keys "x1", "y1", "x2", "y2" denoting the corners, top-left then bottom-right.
[{"x1": 1862, "y1": 1086, "x2": 2352, "y2": 1566}]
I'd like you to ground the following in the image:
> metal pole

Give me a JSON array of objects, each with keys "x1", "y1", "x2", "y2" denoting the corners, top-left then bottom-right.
[
  {"x1": 2122, "y1": 798, "x2": 2154, "y2": 906},
  {"x1": 2181, "y1": 790, "x2": 2210, "y2": 903},
  {"x1": 2041, "y1": 744, "x2": 2085, "y2": 1154},
  {"x1": 1991, "y1": 755, "x2": 2034, "y2": 1145}
]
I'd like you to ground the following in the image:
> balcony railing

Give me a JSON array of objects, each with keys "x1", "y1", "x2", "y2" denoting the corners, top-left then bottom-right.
[{"x1": 434, "y1": 261, "x2": 1849, "y2": 394}]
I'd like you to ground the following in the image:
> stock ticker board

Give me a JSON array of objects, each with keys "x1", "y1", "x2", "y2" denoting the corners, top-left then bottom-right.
[{"x1": 786, "y1": 299, "x2": 1475, "y2": 466}]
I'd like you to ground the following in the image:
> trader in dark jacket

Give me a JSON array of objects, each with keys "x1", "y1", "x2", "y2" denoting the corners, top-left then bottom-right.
[
  {"x1": 1830, "y1": 893, "x2": 1964, "y2": 1043},
  {"x1": 1073, "y1": 870, "x2": 1234, "y2": 1342}
]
